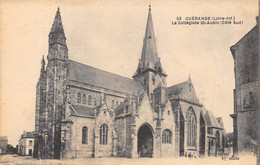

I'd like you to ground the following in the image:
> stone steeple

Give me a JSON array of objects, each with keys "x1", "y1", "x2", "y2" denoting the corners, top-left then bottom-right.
[
  {"x1": 48, "y1": 7, "x2": 68, "y2": 61},
  {"x1": 133, "y1": 5, "x2": 167, "y2": 97},
  {"x1": 133, "y1": 5, "x2": 166, "y2": 78}
]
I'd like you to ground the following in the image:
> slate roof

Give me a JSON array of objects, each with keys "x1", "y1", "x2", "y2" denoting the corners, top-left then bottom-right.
[
  {"x1": 204, "y1": 111, "x2": 223, "y2": 129},
  {"x1": 21, "y1": 131, "x2": 35, "y2": 139},
  {"x1": 216, "y1": 117, "x2": 224, "y2": 127},
  {"x1": 68, "y1": 60, "x2": 144, "y2": 95},
  {"x1": 167, "y1": 81, "x2": 186, "y2": 96},
  {"x1": 26, "y1": 131, "x2": 35, "y2": 138},
  {"x1": 167, "y1": 77, "x2": 200, "y2": 104},
  {"x1": 71, "y1": 104, "x2": 95, "y2": 117}
]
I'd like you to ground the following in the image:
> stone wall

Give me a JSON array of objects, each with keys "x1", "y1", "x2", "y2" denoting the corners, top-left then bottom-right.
[
  {"x1": 69, "y1": 116, "x2": 95, "y2": 158},
  {"x1": 161, "y1": 101, "x2": 175, "y2": 157}
]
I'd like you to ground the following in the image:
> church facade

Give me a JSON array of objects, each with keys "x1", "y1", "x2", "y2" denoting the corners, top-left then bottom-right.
[{"x1": 33, "y1": 6, "x2": 225, "y2": 159}]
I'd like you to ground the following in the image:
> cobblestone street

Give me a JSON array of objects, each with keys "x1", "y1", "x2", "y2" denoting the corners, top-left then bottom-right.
[{"x1": 0, "y1": 154, "x2": 257, "y2": 165}]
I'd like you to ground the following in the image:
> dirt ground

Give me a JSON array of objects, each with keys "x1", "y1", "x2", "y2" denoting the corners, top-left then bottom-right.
[{"x1": 0, "y1": 154, "x2": 257, "y2": 165}]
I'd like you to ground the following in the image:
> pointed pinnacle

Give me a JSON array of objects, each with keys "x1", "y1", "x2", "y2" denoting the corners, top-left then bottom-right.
[
  {"x1": 41, "y1": 55, "x2": 45, "y2": 62},
  {"x1": 149, "y1": 4, "x2": 151, "y2": 11}
]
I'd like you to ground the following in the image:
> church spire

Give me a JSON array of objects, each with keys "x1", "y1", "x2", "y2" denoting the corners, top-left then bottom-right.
[
  {"x1": 133, "y1": 5, "x2": 166, "y2": 78},
  {"x1": 48, "y1": 7, "x2": 68, "y2": 61},
  {"x1": 141, "y1": 5, "x2": 159, "y2": 69},
  {"x1": 132, "y1": 5, "x2": 167, "y2": 98},
  {"x1": 50, "y1": 7, "x2": 64, "y2": 34},
  {"x1": 48, "y1": 7, "x2": 67, "y2": 49}
]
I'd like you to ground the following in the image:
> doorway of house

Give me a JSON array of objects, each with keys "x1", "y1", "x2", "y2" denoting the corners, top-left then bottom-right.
[{"x1": 29, "y1": 149, "x2": 32, "y2": 156}]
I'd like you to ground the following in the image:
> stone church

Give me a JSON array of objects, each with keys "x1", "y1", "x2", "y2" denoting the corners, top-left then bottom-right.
[{"x1": 34, "y1": 6, "x2": 225, "y2": 159}]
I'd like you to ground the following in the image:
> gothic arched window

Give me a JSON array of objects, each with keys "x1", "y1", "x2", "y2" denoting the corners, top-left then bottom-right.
[
  {"x1": 82, "y1": 126, "x2": 88, "y2": 144},
  {"x1": 88, "y1": 95, "x2": 92, "y2": 106},
  {"x1": 82, "y1": 94, "x2": 86, "y2": 104},
  {"x1": 186, "y1": 107, "x2": 197, "y2": 147},
  {"x1": 162, "y1": 129, "x2": 172, "y2": 144},
  {"x1": 77, "y1": 93, "x2": 81, "y2": 104},
  {"x1": 100, "y1": 124, "x2": 108, "y2": 145},
  {"x1": 216, "y1": 131, "x2": 220, "y2": 148}
]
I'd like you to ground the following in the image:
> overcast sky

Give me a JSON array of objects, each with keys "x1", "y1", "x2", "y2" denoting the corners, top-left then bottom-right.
[{"x1": 0, "y1": 0, "x2": 258, "y2": 146}]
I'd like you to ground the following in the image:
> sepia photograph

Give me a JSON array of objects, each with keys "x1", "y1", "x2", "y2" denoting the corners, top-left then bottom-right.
[{"x1": 0, "y1": 0, "x2": 259, "y2": 164}]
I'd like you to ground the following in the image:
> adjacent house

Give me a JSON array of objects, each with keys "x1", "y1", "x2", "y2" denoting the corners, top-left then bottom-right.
[{"x1": 18, "y1": 131, "x2": 34, "y2": 156}]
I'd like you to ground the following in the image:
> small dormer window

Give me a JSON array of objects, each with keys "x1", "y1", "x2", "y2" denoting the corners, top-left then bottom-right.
[
  {"x1": 168, "y1": 110, "x2": 170, "y2": 115},
  {"x1": 189, "y1": 83, "x2": 192, "y2": 92}
]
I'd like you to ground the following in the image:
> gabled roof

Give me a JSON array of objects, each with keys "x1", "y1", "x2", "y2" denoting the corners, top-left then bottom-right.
[
  {"x1": 167, "y1": 76, "x2": 199, "y2": 104},
  {"x1": 204, "y1": 111, "x2": 222, "y2": 129},
  {"x1": 68, "y1": 60, "x2": 144, "y2": 95}
]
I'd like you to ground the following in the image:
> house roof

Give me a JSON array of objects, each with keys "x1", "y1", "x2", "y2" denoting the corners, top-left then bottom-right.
[
  {"x1": 68, "y1": 60, "x2": 144, "y2": 95},
  {"x1": 20, "y1": 131, "x2": 34, "y2": 140},
  {"x1": 26, "y1": 132, "x2": 35, "y2": 138}
]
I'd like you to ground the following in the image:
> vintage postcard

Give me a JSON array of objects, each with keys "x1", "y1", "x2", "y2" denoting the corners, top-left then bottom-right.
[{"x1": 0, "y1": 0, "x2": 259, "y2": 165}]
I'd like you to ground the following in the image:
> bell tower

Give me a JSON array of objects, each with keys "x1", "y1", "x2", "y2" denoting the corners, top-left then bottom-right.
[
  {"x1": 44, "y1": 7, "x2": 68, "y2": 159},
  {"x1": 133, "y1": 5, "x2": 167, "y2": 98}
]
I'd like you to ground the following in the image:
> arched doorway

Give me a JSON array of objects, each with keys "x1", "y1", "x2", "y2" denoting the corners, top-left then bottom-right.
[{"x1": 138, "y1": 123, "x2": 153, "y2": 157}]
